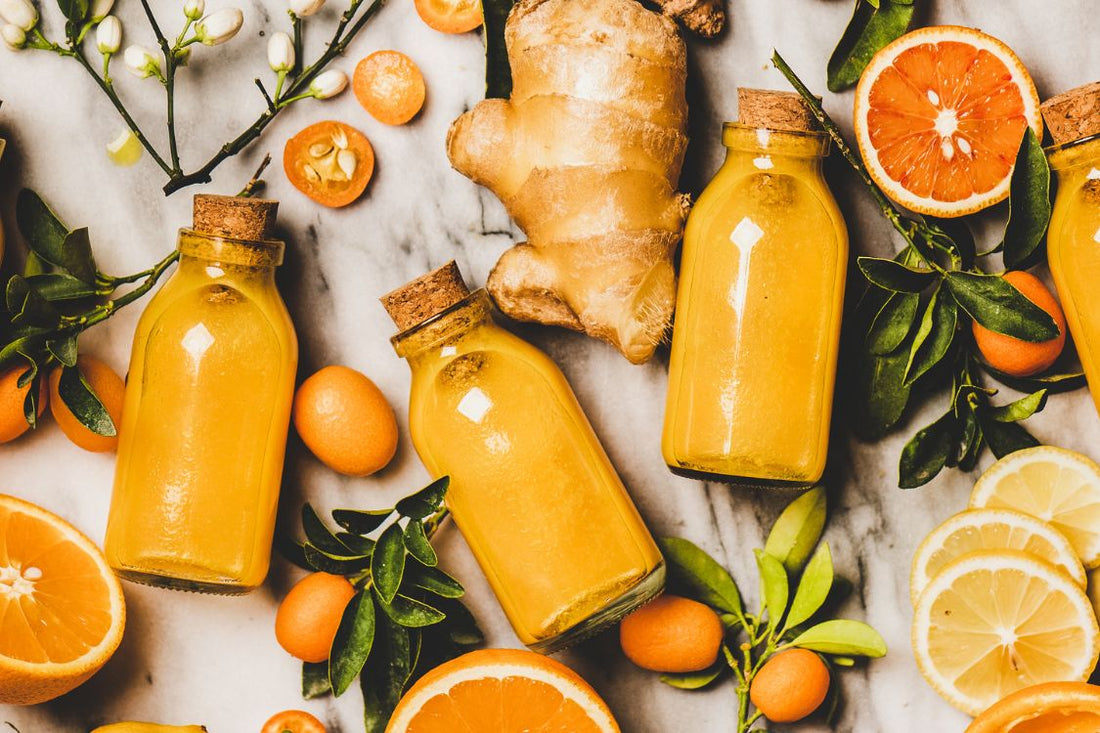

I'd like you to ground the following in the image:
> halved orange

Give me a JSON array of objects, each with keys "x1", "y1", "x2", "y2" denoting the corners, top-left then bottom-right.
[
  {"x1": 0, "y1": 494, "x2": 126, "y2": 704},
  {"x1": 385, "y1": 649, "x2": 620, "y2": 732},
  {"x1": 967, "y1": 682, "x2": 1100, "y2": 733},
  {"x1": 854, "y1": 26, "x2": 1042, "y2": 217}
]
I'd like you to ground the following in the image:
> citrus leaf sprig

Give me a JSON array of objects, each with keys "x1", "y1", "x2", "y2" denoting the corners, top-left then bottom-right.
[
  {"x1": 826, "y1": 0, "x2": 918, "y2": 92},
  {"x1": 773, "y1": 51, "x2": 1082, "y2": 488},
  {"x1": 658, "y1": 488, "x2": 886, "y2": 732},
  {"x1": 283, "y1": 477, "x2": 483, "y2": 733},
  {"x1": 1, "y1": 188, "x2": 180, "y2": 436},
  {"x1": 16, "y1": 0, "x2": 383, "y2": 195}
]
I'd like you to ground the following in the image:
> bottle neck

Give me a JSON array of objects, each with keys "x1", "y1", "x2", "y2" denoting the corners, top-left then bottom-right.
[
  {"x1": 1048, "y1": 134, "x2": 1100, "y2": 181},
  {"x1": 391, "y1": 290, "x2": 495, "y2": 365},
  {"x1": 720, "y1": 123, "x2": 829, "y2": 174},
  {"x1": 175, "y1": 228, "x2": 282, "y2": 283}
]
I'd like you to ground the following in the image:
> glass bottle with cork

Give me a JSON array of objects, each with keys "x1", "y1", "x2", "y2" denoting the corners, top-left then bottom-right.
[
  {"x1": 382, "y1": 262, "x2": 664, "y2": 652},
  {"x1": 1043, "y1": 82, "x2": 1100, "y2": 416},
  {"x1": 662, "y1": 88, "x2": 849, "y2": 487},
  {"x1": 106, "y1": 195, "x2": 298, "y2": 594}
]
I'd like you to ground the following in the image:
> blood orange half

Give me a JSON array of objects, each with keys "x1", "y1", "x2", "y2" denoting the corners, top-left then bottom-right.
[{"x1": 854, "y1": 26, "x2": 1042, "y2": 218}]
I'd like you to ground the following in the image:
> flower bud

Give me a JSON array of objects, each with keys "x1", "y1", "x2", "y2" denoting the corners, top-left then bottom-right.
[
  {"x1": 123, "y1": 44, "x2": 161, "y2": 78},
  {"x1": 267, "y1": 31, "x2": 294, "y2": 73},
  {"x1": 1, "y1": 22, "x2": 25, "y2": 50},
  {"x1": 309, "y1": 69, "x2": 347, "y2": 100},
  {"x1": 289, "y1": 0, "x2": 325, "y2": 17},
  {"x1": 90, "y1": 0, "x2": 114, "y2": 22},
  {"x1": 194, "y1": 7, "x2": 243, "y2": 46},
  {"x1": 0, "y1": 0, "x2": 37, "y2": 31},
  {"x1": 183, "y1": 0, "x2": 204, "y2": 21},
  {"x1": 96, "y1": 16, "x2": 121, "y2": 54}
]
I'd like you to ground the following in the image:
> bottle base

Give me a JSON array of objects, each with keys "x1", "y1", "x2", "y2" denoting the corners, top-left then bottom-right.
[
  {"x1": 667, "y1": 463, "x2": 817, "y2": 490},
  {"x1": 112, "y1": 566, "x2": 257, "y2": 596},
  {"x1": 525, "y1": 562, "x2": 666, "y2": 655}
]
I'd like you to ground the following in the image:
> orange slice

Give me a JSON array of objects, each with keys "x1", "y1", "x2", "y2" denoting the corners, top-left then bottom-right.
[
  {"x1": 967, "y1": 682, "x2": 1100, "y2": 733},
  {"x1": 0, "y1": 494, "x2": 126, "y2": 705},
  {"x1": 854, "y1": 25, "x2": 1042, "y2": 217},
  {"x1": 385, "y1": 649, "x2": 620, "y2": 732}
]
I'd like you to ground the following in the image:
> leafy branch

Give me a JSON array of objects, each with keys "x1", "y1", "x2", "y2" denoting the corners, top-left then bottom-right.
[
  {"x1": 773, "y1": 51, "x2": 1080, "y2": 488},
  {"x1": 14, "y1": 0, "x2": 383, "y2": 195},
  {"x1": 657, "y1": 488, "x2": 886, "y2": 732},
  {"x1": 281, "y1": 477, "x2": 483, "y2": 732}
]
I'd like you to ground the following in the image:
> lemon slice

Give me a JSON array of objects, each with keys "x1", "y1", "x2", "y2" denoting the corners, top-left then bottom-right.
[
  {"x1": 970, "y1": 446, "x2": 1100, "y2": 568},
  {"x1": 913, "y1": 550, "x2": 1099, "y2": 717},
  {"x1": 106, "y1": 129, "x2": 143, "y2": 167},
  {"x1": 911, "y1": 508, "x2": 1086, "y2": 605}
]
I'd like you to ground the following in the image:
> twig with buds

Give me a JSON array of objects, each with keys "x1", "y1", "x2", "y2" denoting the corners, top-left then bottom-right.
[{"x1": 1, "y1": 0, "x2": 382, "y2": 195}]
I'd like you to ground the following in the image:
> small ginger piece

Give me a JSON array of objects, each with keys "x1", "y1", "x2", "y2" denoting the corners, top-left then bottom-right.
[
  {"x1": 447, "y1": 0, "x2": 691, "y2": 363},
  {"x1": 654, "y1": 0, "x2": 725, "y2": 37}
]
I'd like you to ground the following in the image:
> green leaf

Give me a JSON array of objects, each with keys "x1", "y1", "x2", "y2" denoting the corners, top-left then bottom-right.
[
  {"x1": 377, "y1": 591, "x2": 447, "y2": 628},
  {"x1": 483, "y1": 0, "x2": 515, "y2": 98},
  {"x1": 46, "y1": 336, "x2": 78, "y2": 368},
  {"x1": 660, "y1": 662, "x2": 724, "y2": 690},
  {"x1": 826, "y1": 0, "x2": 916, "y2": 92},
  {"x1": 754, "y1": 549, "x2": 789, "y2": 629},
  {"x1": 372, "y1": 523, "x2": 407, "y2": 604},
  {"x1": 396, "y1": 477, "x2": 449, "y2": 520},
  {"x1": 981, "y1": 366, "x2": 1087, "y2": 394},
  {"x1": 57, "y1": 0, "x2": 89, "y2": 24},
  {"x1": 361, "y1": 607, "x2": 413, "y2": 733},
  {"x1": 6, "y1": 276, "x2": 61, "y2": 328},
  {"x1": 303, "y1": 503, "x2": 357, "y2": 557},
  {"x1": 980, "y1": 414, "x2": 1039, "y2": 458},
  {"x1": 26, "y1": 273, "x2": 100, "y2": 301},
  {"x1": 57, "y1": 364, "x2": 116, "y2": 437},
  {"x1": 899, "y1": 410, "x2": 957, "y2": 488},
  {"x1": 989, "y1": 389, "x2": 1048, "y2": 423},
  {"x1": 943, "y1": 271, "x2": 1059, "y2": 342},
  {"x1": 658, "y1": 537, "x2": 742, "y2": 616},
  {"x1": 274, "y1": 535, "x2": 312, "y2": 571},
  {"x1": 433, "y1": 598, "x2": 484, "y2": 647},
  {"x1": 905, "y1": 290, "x2": 957, "y2": 385},
  {"x1": 857, "y1": 257, "x2": 937, "y2": 293},
  {"x1": 302, "y1": 544, "x2": 371, "y2": 575},
  {"x1": 403, "y1": 520, "x2": 438, "y2": 567},
  {"x1": 926, "y1": 217, "x2": 976, "y2": 270},
  {"x1": 789, "y1": 619, "x2": 887, "y2": 657},
  {"x1": 22, "y1": 371, "x2": 40, "y2": 430},
  {"x1": 830, "y1": 656, "x2": 857, "y2": 667},
  {"x1": 405, "y1": 564, "x2": 464, "y2": 599},
  {"x1": 1003, "y1": 129, "x2": 1052, "y2": 269},
  {"x1": 953, "y1": 404, "x2": 982, "y2": 471},
  {"x1": 329, "y1": 589, "x2": 376, "y2": 697},
  {"x1": 783, "y1": 543, "x2": 834, "y2": 631},
  {"x1": 332, "y1": 508, "x2": 392, "y2": 535},
  {"x1": 764, "y1": 486, "x2": 827, "y2": 575},
  {"x1": 335, "y1": 532, "x2": 376, "y2": 555},
  {"x1": 855, "y1": 340, "x2": 913, "y2": 438},
  {"x1": 15, "y1": 191, "x2": 98, "y2": 284},
  {"x1": 302, "y1": 661, "x2": 332, "y2": 699},
  {"x1": 867, "y1": 292, "x2": 920, "y2": 355}
]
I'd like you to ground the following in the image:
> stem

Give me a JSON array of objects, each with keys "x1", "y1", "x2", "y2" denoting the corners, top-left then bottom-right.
[
  {"x1": 291, "y1": 13, "x2": 304, "y2": 77},
  {"x1": 140, "y1": 0, "x2": 182, "y2": 173},
  {"x1": 236, "y1": 154, "x2": 273, "y2": 197},
  {"x1": 163, "y1": 0, "x2": 384, "y2": 195},
  {"x1": 61, "y1": 251, "x2": 179, "y2": 330}
]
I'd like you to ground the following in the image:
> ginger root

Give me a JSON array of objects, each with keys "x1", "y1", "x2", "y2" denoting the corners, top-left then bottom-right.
[
  {"x1": 446, "y1": 0, "x2": 691, "y2": 364},
  {"x1": 654, "y1": 0, "x2": 725, "y2": 37}
]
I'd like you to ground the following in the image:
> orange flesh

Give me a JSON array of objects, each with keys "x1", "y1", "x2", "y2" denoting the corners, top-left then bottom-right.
[
  {"x1": 407, "y1": 676, "x2": 605, "y2": 732},
  {"x1": 353, "y1": 52, "x2": 426, "y2": 126},
  {"x1": 0, "y1": 506, "x2": 112, "y2": 664},
  {"x1": 866, "y1": 40, "x2": 1029, "y2": 202},
  {"x1": 414, "y1": 0, "x2": 482, "y2": 34}
]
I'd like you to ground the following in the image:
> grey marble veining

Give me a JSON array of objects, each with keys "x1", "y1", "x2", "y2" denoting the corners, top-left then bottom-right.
[{"x1": 1, "y1": 1, "x2": 1098, "y2": 731}]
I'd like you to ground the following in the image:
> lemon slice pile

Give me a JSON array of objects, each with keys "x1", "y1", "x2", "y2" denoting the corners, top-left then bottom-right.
[{"x1": 911, "y1": 447, "x2": 1100, "y2": 717}]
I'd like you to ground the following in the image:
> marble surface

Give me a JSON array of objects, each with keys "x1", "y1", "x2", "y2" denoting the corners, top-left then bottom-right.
[{"x1": 1, "y1": 1, "x2": 1098, "y2": 731}]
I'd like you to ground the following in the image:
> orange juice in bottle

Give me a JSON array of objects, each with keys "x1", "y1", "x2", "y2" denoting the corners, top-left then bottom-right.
[
  {"x1": 105, "y1": 196, "x2": 298, "y2": 593},
  {"x1": 1044, "y1": 82, "x2": 1100, "y2": 415},
  {"x1": 663, "y1": 89, "x2": 848, "y2": 487},
  {"x1": 382, "y1": 263, "x2": 663, "y2": 651}
]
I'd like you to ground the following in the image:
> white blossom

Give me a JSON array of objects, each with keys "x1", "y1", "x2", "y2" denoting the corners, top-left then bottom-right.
[
  {"x1": 1, "y1": 23, "x2": 25, "y2": 49},
  {"x1": 0, "y1": 0, "x2": 37, "y2": 32},
  {"x1": 123, "y1": 45, "x2": 161, "y2": 78},
  {"x1": 267, "y1": 31, "x2": 293, "y2": 72},
  {"x1": 289, "y1": 0, "x2": 325, "y2": 17},
  {"x1": 96, "y1": 15, "x2": 121, "y2": 54},
  {"x1": 194, "y1": 8, "x2": 242, "y2": 46},
  {"x1": 309, "y1": 69, "x2": 347, "y2": 99},
  {"x1": 90, "y1": 0, "x2": 114, "y2": 22},
  {"x1": 183, "y1": 0, "x2": 205, "y2": 21}
]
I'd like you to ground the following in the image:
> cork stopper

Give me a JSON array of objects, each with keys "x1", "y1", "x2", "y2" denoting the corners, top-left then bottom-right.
[
  {"x1": 738, "y1": 88, "x2": 818, "y2": 133},
  {"x1": 1041, "y1": 82, "x2": 1100, "y2": 146},
  {"x1": 380, "y1": 261, "x2": 471, "y2": 332},
  {"x1": 192, "y1": 194, "x2": 279, "y2": 240}
]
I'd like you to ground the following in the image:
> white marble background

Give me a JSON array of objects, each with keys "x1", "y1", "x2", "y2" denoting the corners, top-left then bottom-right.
[{"x1": 0, "y1": 0, "x2": 1098, "y2": 731}]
